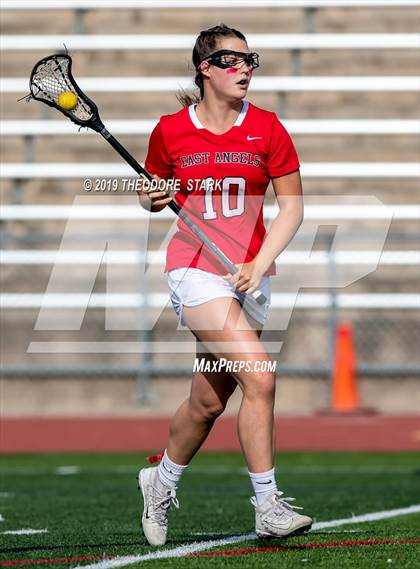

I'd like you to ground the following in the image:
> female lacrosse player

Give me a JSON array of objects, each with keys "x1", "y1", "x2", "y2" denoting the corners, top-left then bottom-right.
[{"x1": 137, "y1": 24, "x2": 312, "y2": 546}]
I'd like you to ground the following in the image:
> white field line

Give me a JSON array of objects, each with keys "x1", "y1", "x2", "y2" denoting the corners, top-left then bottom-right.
[
  {"x1": 73, "y1": 533, "x2": 257, "y2": 568},
  {"x1": 1, "y1": 529, "x2": 48, "y2": 535},
  {"x1": 55, "y1": 466, "x2": 81, "y2": 475},
  {"x1": 73, "y1": 504, "x2": 420, "y2": 569},
  {"x1": 311, "y1": 505, "x2": 420, "y2": 529},
  {"x1": 191, "y1": 532, "x2": 234, "y2": 536}
]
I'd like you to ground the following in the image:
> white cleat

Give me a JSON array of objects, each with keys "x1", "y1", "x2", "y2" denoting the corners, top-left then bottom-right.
[
  {"x1": 251, "y1": 490, "x2": 312, "y2": 538},
  {"x1": 138, "y1": 466, "x2": 179, "y2": 546}
]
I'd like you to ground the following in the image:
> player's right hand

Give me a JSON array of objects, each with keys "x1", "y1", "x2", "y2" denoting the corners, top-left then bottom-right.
[{"x1": 137, "y1": 174, "x2": 173, "y2": 212}]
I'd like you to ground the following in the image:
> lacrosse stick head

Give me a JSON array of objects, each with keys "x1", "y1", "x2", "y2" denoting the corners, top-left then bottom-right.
[{"x1": 29, "y1": 53, "x2": 103, "y2": 131}]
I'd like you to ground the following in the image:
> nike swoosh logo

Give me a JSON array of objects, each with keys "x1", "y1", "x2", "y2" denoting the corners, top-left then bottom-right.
[
  {"x1": 265, "y1": 519, "x2": 293, "y2": 530},
  {"x1": 247, "y1": 135, "x2": 262, "y2": 140},
  {"x1": 256, "y1": 480, "x2": 272, "y2": 485}
]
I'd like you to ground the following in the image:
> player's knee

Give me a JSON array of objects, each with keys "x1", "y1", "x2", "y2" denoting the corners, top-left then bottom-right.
[
  {"x1": 189, "y1": 396, "x2": 226, "y2": 423},
  {"x1": 244, "y1": 371, "x2": 276, "y2": 403}
]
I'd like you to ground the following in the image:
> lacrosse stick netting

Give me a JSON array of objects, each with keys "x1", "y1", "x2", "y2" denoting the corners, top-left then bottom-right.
[{"x1": 29, "y1": 53, "x2": 100, "y2": 128}]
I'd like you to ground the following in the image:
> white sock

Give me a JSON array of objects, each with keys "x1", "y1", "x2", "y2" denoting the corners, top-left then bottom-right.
[
  {"x1": 249, "y1": 467, "x2": 278, "y2": 505},
  {"x1": 157, "y1": 449, "x2": 188, "y2": 488}
]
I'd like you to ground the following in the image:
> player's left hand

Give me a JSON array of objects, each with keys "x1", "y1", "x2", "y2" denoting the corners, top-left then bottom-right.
[{"x1": 223, "y1": 260, "x2": 264, "y2": 295}]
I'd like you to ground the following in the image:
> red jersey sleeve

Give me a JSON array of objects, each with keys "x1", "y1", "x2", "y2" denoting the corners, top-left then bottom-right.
[
  {"x1": 144, "y1": 120, "x2": 172, "y2": 178},
  {"x1": 266, "y1": 114, "x2": 300, "y2": 178}
]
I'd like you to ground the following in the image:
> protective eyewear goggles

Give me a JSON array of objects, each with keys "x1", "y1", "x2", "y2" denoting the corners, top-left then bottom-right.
[{"x1": 199, "y1": 49, "x2": 260, "y2": 70}]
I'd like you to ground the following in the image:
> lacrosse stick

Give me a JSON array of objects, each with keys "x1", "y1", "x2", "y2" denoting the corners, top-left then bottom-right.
[{"x1": 27, "y1": 53, "x2": 267, "y2": 305}]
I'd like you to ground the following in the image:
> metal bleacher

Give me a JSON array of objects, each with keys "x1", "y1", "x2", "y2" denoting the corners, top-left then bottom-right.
[{"x1": 1, "y1": 0, "x2": 419, "y2": 398}]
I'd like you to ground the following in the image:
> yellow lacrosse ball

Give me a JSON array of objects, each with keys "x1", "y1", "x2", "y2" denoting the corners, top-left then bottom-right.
[{"x1": 58, "y1": 91, "x2": 78, "y2": 110}]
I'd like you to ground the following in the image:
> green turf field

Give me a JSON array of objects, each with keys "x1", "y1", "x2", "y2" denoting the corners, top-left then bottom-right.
[{"x1": 0, "y1": 452, "x2": 419, "y2": 568}]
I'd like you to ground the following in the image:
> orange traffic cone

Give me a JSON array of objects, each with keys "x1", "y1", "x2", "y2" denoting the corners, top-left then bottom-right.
[{"x1": 331, "y1": 322, "x2": 360, "y2": 412}]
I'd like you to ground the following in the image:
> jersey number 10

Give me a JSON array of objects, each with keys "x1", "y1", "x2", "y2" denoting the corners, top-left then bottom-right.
[{"x1": 202, "y1": 176, "x2": 246, "y2": 220}]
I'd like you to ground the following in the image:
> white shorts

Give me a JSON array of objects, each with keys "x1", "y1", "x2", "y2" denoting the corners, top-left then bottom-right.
[{"x1": 167, "y1": 267, "x2": 271, "y2": 327}]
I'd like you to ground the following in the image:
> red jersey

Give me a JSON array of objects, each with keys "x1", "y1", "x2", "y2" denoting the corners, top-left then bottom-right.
[{"x1": 144, "y1": 101, "x2": 300, "y2": 276}]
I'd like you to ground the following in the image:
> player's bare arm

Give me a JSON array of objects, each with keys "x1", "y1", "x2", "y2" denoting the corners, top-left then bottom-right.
[
  {"x1": 224, "y1": 170, "x2": 304, "y2": 295},
  {"x1": 253, "y1": 169, "x2": 304, "y2": 272}
]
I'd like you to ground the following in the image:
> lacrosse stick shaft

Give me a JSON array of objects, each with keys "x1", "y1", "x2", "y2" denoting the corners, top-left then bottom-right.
[{"x1": 99, "y1": 126, "x2": 267, "y2": 306}]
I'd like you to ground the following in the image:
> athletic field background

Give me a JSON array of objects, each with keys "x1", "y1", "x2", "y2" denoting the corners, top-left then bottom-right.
[{"x1": 1, "y1": 452, "x2": 419, "y2": 568}]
